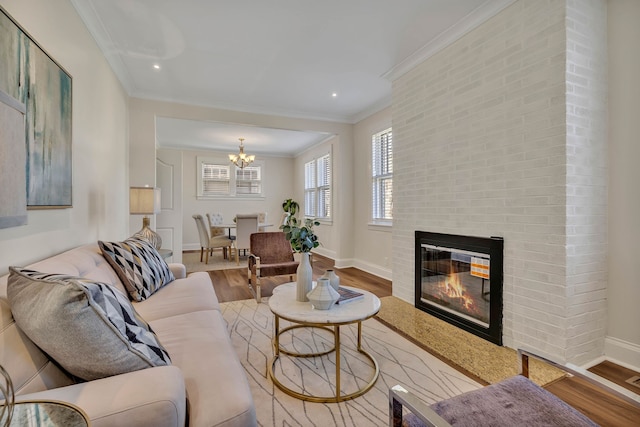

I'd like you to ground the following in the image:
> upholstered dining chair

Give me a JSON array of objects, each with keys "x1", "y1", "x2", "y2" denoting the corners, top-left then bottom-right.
[
  {"x1": 192, "y1": 214, "x2": 234, "y2": 264},
  {"x1": 257, "y1": 212, "x2": 268, "y2": 232},
  {"x1": 247, "y1": 232, "x2": 299, "y2": 302},
  {"x1": 234, "y1": 214, "x2": 259, "y2": 264},
  {"x1": 206, "y1": 212, "x2": 232, "y2": 257}
]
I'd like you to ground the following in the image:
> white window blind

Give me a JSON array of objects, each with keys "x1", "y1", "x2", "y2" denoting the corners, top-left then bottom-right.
[
  {"x1": 304, "y1": 153, "x2": 331, "y2": 219},
  {"x1": 317, "y1": 154, "x2": 331, "y2": 218},
  {"x1": 372, "y1": 128, "x2": 393, "y2": 221},
  {"x1": 235, "y1": 166, "x2": 262, "y2": 195},
  {"x1": 304, "y1": 160, "x2": 317, "y2": 217},
  {"x1": 197, "y1": 156, "x2": 264, "y2": 198},
  {"x1": 202, "y1": 163, "x2": 230, "y2": 196}
]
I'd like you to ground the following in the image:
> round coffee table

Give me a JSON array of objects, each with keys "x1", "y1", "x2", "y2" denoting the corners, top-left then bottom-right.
[{"x1": 267, "y1": 282, "x2": 381, "y2": 403}]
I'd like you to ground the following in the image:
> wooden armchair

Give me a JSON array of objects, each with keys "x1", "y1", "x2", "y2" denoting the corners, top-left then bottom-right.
[
  {"x1": 248, "y1": 232, "x2": 299, "y2": 303},
  {"x1": 390, "y1": 348, "x2": 640, "y2": 427}
]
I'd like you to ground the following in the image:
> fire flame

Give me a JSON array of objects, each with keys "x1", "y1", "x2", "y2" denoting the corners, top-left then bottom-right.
[{"x1": 440, "y1": 273, "x2": 474, "y2": 311}]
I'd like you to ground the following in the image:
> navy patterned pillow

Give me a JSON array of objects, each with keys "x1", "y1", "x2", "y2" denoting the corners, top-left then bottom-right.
[
  {"x1": 7, "y1": 267, "x2": 171, "y2": 381},
  {"x1": 99, "y1": 237, "x2": 175, "y2": 302}
]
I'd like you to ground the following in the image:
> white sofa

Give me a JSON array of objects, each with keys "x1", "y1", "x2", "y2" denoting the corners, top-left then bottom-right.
[{"x1": 0, "y1": 243, "x2": 256, "y2": 427}]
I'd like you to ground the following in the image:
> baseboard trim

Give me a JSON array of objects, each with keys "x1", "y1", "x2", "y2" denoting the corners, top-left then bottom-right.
[
  {"x1": 605, "y1": 336, "x2": 640, "y2": 372},
  {"x1": 350, "y1": 260, "x2": 392, "y2": 281}
]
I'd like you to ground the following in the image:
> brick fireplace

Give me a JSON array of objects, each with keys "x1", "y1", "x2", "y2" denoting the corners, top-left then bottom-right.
[{"x1": 390, "y1": 0, "x2": 607, "y2": 364}]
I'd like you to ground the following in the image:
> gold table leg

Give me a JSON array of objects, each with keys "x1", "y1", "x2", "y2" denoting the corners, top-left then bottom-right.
[{"x1": 268, "y1": 318, "x2": 379, "y2": 403}]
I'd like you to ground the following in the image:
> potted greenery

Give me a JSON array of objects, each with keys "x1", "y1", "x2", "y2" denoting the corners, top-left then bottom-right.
[{"x1": 280, "y1": 199, "x2": 320, "y2": 301}]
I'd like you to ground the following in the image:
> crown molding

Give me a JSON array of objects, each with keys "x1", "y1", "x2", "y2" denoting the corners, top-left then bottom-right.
[
  {"x1": 382, "y1": 0, "x2": 518, "y2": 82},
  {"x1": 70, "y1": 0, "x2": 135, "y2": 93}
]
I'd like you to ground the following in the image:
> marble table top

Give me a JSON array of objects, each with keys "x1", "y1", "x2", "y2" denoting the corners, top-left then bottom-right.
[{"x1": 268, "y1": 282, "x2": 381, "y2": 325}]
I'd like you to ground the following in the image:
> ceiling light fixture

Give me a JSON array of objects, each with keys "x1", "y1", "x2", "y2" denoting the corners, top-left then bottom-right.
[{"x1": 228, "y1": 138, "x2": 255, "y2": 169}]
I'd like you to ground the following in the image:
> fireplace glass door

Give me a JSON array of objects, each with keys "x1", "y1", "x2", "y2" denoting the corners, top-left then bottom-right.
[{"x1": 420, "y1": 245, "x2": 491, "y2": 327}]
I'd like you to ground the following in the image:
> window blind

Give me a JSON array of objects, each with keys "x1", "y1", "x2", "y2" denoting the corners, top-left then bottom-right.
[{"x1": 372, "y1": 128, "x2": 393, "y2": 221}]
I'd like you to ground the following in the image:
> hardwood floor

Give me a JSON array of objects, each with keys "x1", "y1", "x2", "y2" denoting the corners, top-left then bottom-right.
[
  {"x1": 202, "y1": 253, "x2": 639, "y2": 425},
  {"x1": 208, "y1": 253, "x2": 391, "y2": 303}
]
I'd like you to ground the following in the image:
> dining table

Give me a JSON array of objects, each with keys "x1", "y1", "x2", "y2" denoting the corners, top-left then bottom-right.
[{"x1": 218, "y1": 223, "x2": 274, "y2": 239}]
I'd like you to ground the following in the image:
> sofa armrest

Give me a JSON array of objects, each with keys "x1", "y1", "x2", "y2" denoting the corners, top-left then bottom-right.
[
  {"x1": 168, "y1": 263, "x2": 186, "y2": 279},
  {"x1": 15, "y1": 366, "x2": 186, "y2": 427}
]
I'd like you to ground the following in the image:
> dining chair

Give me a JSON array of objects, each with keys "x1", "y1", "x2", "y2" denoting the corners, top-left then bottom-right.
[
  {"x1": 278, "y1": 212, "x2": 290, "y2": 228},
  {"x1": 257, "y1": 212, "x2": 268, "y2": 232},
  {"x1": 192, "y1": 214, "x2": 234, "y2": 264},
  {"x1": 206, "y1": 212, "x2": 230, "y2": 257},
  {"x1": 234, "y1": 214, "x2": 259, "y2": 264},
  {"x1": 248, "y1": 232, "x2": 299, "y2": 302}
]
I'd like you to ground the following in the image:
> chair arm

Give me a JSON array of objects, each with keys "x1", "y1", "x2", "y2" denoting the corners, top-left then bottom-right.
[
  {"x1": 389, "y1": 385, "x2": 452, "y2": 427},
  {"x1": 518, "y1": 348, "x2": 640, "y2": 408},
  {"x1": 248, "y1": 254, "x2": 260, "y2": 271}
]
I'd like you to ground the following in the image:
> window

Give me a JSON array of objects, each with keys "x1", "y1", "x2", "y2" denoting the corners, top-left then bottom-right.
[
  {"x1": 372, "y1": 127, "x2": 392, "y2": 222},
  {"x1": 304, "y1": 153, "x2": 331, "y2": 219},
  {"x1": 197, "y1": 157, "x2": 263, "y2": 198}
]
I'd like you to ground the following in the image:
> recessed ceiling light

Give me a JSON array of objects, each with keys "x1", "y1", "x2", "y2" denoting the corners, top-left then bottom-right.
[
  {"x1": 332, "y1": 92, "x2": 338, "y2": 98},
  {"x1": 153, "y1": 64, "x2": 161, "y2": 70}
]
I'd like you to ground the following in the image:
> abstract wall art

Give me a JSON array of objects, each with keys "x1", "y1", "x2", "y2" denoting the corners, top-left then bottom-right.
[{"x1": 0, "y1": 6, "x2": 72, "y2": 209}]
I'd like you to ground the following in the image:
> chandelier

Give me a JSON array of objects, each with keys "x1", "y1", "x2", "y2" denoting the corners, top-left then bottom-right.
[{"x1": 228, "y1": 138, "x2": 255, "y2": 169}]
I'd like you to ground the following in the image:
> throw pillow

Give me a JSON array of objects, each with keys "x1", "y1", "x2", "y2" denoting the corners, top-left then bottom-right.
[
  {"x1": 7, "y1": 267, "x2": 171, "y2": 381},
  {"x1": 98, "y1": 237, "x2": 175, "y2": 301}
]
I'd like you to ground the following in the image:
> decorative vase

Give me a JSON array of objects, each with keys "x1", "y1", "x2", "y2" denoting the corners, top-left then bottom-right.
[
  {"x1": 306, "y1": 278, "x2": 339, "y2": 310},
  {"x1": 320, "y1": 269, "x2": 340, "y2": 291},
  {"x1": 296, "y1": 252, "x2": 313, "y2": 302}
]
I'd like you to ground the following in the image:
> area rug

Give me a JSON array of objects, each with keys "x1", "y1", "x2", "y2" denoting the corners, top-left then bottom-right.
[
  {"x1": 182, "y1": 250, "x2": 248, "y2": 272},
  {"x1": 220, "y1": 299, "x2": 482, "y2": 427},
  {"x1": 376, "y1": 296, "x2": 565, "y2": 386}
]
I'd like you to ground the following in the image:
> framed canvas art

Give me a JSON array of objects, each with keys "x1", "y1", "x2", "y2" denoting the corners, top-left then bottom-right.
[{"x1": 0, "y1": 6, "x2": 72, "y2": 208}]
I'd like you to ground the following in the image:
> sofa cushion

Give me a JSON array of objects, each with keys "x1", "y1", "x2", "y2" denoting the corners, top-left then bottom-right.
[
  {"x1": 7, "y1": 267, "x2": 172, "y2": 381},
  {"x1": 99, "y1": 238, "x2": 175, "y2": 302},
  {"x1": 149, "y1": 310, "x2": 256, "y2": 427},
  {"x1": 133, "y1": 272, "x2": 220, "y2": 322}
]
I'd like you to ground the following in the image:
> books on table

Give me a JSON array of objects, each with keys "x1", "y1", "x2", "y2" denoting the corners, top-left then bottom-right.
[{"x1": 336, "y1": 287, "x2": 364, "y2": 305}]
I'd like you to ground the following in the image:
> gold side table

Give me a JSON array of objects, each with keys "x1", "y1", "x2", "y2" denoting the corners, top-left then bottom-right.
[{"x1": 267, "y1": 282, "x2": 381, "y2": 403}]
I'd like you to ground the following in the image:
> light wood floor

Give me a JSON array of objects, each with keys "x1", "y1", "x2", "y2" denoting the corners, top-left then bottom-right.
[{"x1": 201, "y1": 253, "x2": 640, "y2": 426}]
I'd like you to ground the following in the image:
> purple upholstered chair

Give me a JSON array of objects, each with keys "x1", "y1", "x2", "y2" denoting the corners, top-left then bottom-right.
[{"x1": 390, "y1": 348, "x2": 640, "y2": 427}]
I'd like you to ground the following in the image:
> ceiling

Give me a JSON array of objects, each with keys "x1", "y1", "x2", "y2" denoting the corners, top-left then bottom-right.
[{"x1": 71, "y1": 0, "x2": 512, "y2": 156}]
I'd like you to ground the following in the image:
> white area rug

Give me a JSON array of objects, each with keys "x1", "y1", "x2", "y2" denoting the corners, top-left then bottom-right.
[
  {"x1": 220, "y1": 299, "x2": 481, "y2": 426},
  {"x1": 182, "y1": 250, "x2": 247, "y2": 272}
]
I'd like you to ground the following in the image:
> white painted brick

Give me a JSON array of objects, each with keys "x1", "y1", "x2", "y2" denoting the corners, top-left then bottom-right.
[{"x1": 391, "y1": 0, "x2": 607, "y2": 364}]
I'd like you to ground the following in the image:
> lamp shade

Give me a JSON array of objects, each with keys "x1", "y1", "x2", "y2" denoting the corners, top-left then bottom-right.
[{"x1": 129, "y1": 187, "x2": 161, "y2": 215}]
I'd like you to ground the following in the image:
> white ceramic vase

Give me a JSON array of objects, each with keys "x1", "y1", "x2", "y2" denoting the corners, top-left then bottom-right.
[
  {"x1": 307, "y1": 278, "x2": 340, "y2": 310},
  {"x1": 296, "y1": 252, "x2": 313, "y2": 302},
  {"x1": 320, "y1": 269, "x2": 340, "y2": 291}
]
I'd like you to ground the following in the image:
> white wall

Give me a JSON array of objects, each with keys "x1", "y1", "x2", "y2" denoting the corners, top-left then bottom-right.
[
  {"x1": 0, "y1": 0, "x2": 129, "y2": 275},
  {"x1": 352, "y1": 107, "x2": 393, "y2": 280},
  {"x1": 181, "y1": 149, "x2": 294, "y2": 249},
  {"x1": 606, "y1": 0, "x2": 640, "y2": 369}
]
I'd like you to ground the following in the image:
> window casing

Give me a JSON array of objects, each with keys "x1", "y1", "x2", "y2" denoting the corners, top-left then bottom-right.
[
  {"x1": 372, "y1": 128, "x2": 392, "y2": 223},
  {"x1": 304, "y1": 153, "x2": 331, "y2": 220},
  {"x1": 197, "y1": 156, "x2": 264, "y2": 198}
]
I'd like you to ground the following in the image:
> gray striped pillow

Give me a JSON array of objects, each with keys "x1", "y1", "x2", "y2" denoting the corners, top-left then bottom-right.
[{"x1": 7, "y1": 267, "x2": 171, "y2": 381}]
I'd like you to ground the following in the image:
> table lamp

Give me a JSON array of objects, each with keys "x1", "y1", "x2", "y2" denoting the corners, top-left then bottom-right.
[{"x1": 130, "y1": 186, "x2": 162, "y2": 249}]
